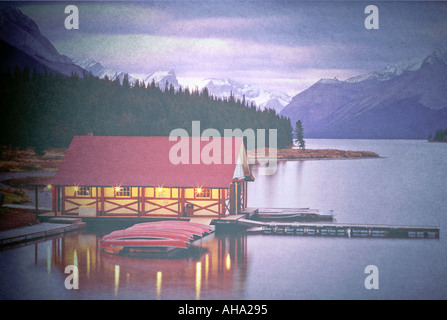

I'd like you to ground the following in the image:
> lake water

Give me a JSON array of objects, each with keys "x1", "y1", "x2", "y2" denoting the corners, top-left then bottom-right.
[{"x1": 1, "y1": 139, "x2": 446, "y2": 300}]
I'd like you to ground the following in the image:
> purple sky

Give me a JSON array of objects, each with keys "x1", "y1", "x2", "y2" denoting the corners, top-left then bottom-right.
[{"x1": 18, "y1": 0, "x2": 447, "y2": 96}]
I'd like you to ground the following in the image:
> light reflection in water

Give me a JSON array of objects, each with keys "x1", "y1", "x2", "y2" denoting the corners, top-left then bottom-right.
[
  {"x1": 46, "y1": 244, "x2": 51, "y2": 275},
  {"x1": 73, "y1": 249, "x2": 79, "y2": 288},
  {"x1": 86, "y1": 249, "x2": 90, "y2": 279},
  {"x1": 205, "y1": 254, "x2": 209, "y2": 283},
  {"x1": 195, "y1": 262, "x2": 201, "y2": 300},
  {"x1": 156, "y1": 271, "x2": 162, "y2": 300},
  {"x1": 73, "y1": 249, "x2": 78, "y2": 268},
  {"x1": 26, "y1": 231, "x2": 248, "y2": 299},
  {"x1": 225, "y1": 253, "x2": 231, "y2": 271},
  {"x1": 114, "y1": 265, "x2": 120, "y2": 297}
]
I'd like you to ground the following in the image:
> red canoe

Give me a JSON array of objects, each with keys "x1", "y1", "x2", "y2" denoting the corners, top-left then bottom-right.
[
  {"x1": 146, "y1": 220, "x2": 213, "y2": 233},
  {"x1": 100, "y1": 238, "x2": 188, "y2": 255},
  {"x1": 128, "y1": 222, "x2": 209, "y2": 238},
  {"x1": 100, "y1": 220, "x2": 212, "y2": 255},
  {"x1": 101, "y1": 229, "x2": 192, "y2": 243}
]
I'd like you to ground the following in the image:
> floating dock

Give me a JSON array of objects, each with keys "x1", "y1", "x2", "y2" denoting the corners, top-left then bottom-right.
[
  {"x1": 212, "y1": 208, "x2": 440, "y2": 239},
  {"x1": 249, "y1": 207, "x2": 335, "y2": 221}
]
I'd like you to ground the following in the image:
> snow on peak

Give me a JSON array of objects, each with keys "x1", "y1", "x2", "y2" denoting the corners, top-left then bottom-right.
[
  {"x1": 346, "y1": 50, "x2": 447, "y2": 84},
  {"x1": 317, "y1": 77, "x2": 342, "y2": 84},
  {"x1": 423, "y1": 49, "x2": 447, "y2": 66},
  {"x1": 73, "y1": 58, "x2": 180, "y2": 89},
  {"x1": 73, "y1": 57, "x2": 136, "y2": 83},
  {"x1": 144, "y1": 69, "x2": 179, "y2": 89},
  {"x1": 72, "y1": 57, "x2": 290, "y2": 112},
  {"x1": 197, "y1": 77, "x2": 290, "y2": 113}
]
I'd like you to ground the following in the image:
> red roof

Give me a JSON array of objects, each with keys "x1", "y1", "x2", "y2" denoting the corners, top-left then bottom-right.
[{"x1": 51, "y1": 136, "x2": 249, "y2": 188}]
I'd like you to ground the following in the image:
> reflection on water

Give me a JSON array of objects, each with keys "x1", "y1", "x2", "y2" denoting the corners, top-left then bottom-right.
[
  {"x1": 16, "y1": 230, "x2": 249, "y2": 299},
  {"x1": 2, "y1": 140, "x2": 446, "y2": 300}
]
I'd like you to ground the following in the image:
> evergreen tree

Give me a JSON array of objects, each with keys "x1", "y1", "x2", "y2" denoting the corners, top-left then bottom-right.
[
  {"x1": 0, "y1": 68, "x2": 294, "y2": 151},
  {"x1": 122, "y1": 73, "x2": 130, "y2": 89},
  {"x1": 295, "y1": 120, "x2": 305, "y2": 150}
]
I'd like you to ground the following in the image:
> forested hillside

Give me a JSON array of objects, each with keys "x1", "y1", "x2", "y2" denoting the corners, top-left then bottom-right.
[{"x1": 1, "y1": 67, "x2": 293, "y2": 153}]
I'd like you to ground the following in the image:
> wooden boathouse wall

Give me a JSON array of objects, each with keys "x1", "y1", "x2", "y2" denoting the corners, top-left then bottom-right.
[{"x1": 53, "y1": 181, "x2": 248, "y2": 218}]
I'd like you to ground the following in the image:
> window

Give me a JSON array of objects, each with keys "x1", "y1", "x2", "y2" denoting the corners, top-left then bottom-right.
[
  {"x1": 196, "y1": 188, "x2": 211, "y2": 198},
  {"x1": 156, "y1": 187, "x2": 170, "y2": 198},
  {"x1": 77, "y1": 186, "x2": 91, "y2": 197},
  {"x1": 116, "y1": 186, "x2": 131, "y2": 197}
]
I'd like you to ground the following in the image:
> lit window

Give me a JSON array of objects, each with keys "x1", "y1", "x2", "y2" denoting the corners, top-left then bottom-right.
[
  {"x1": 196, "y1": 188, "x2": 211, "y2": 198},
  {"x1": 156, "y1": 187, "x2": 169, "y2": 198},
  {"x1": 77, "y1": 186, "x2": 91, "y2": 196},
  {"x1": 116, "y1": 187, "x2": 131, "y2": 197}
]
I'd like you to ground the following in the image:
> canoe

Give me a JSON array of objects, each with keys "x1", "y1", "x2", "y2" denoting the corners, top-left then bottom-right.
[
  {"x1": 101, "y1": 230, "x2": 192, "y2": 244},
  {"x1": 100, "y1": 238, "x2": 188, "y2": 255},
  {"x1": 132, "y1": 220, "x2": 213, "y2": 233},
  {"x1": 100, "y1": 220, "x2": 212, "y2": 255},
  {"x1": 128, "y1": 222, "x2": 209, "y2": 238}
]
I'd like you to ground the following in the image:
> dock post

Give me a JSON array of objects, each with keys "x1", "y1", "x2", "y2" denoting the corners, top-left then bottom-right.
[{"x1": 34, "y1": 185, "x2": 39, "y2": 214}]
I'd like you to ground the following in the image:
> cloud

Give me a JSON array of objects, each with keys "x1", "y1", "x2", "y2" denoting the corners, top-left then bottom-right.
[{"x1": 18, "y1": 1, "x2": 447, "y2": 95}]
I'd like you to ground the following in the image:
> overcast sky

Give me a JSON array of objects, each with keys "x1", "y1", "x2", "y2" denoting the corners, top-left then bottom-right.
[{"x1": 18, "y1": 1, "x2": 447, "y2": 96}]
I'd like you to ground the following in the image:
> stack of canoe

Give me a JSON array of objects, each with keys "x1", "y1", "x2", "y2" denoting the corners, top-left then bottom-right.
[{"x1": 100, "y1": 220, "x2": 213, "y2": 255}]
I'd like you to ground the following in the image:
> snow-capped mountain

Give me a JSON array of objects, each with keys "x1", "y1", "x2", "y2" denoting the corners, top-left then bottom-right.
[
  {"x1": 280, "y1": 51, "x2": 447, "y2": 139},
  {"x1": 143, "y1": 69, "x2": 180, "y2": 90},
  {"x1": 344, "y1": 50, "x2": 447, "y2": 85},
  {"x1": 73, "y1": 58, "x2": 139, "y2": 85},
  {"x1": 72, "y1": 57, "x2": 290, "y2": 112},
  {"x1": 197, "y1": 78, "x2": 291, "y2": 113},
  {"x1": 73, "y1": 58, "x2": 180, "y2": 90},
  {"x1": 345, "y1": 55, "x2": 434, "y2": 83},
  {"x1": 0, "y1": 4, "x2": 84, "y2": 76}
]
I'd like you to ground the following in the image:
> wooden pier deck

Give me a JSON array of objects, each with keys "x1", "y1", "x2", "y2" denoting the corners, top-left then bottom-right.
[
  {"x1": 0, "y1": 218, "x2": 86, "y2": 250},
  {"x1": 211, "y1": 208, "x2": 440, "y2": 239}
]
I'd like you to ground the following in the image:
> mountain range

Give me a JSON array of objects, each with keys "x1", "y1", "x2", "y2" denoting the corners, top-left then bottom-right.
[
  {"x1": 196, "y1": 78, "x2": 291, "y2": 113},
  {"x1": 2, "y1": 4, "x2": 445, "y2": 139},
  {"x1": 73, "y1": 58, "x2": 181, "y2": 91},
  {"x1": 74, "y1": 58, "x2": 290, "y2": 113},
  {"x1": 280, "y1": 50, "x2": 447, "y2": 139},
  {"x1": 1, "y1": 4, "x2": 289, "y2": 113}
]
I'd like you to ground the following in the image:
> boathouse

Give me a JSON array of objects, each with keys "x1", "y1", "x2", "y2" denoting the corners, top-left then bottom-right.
[{"x1": 46, "y1": 135, "x2": 253, "y2": 218}]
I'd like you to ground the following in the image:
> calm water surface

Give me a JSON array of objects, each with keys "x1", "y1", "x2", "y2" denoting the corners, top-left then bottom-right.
[{"x1": 1, "y1": 139, "x2": 446, "y2": 300}]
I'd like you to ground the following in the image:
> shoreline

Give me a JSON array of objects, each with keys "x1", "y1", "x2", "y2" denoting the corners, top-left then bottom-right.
[
  {"x1": 1, "y1": 145, "x2": 380, "y2": 174},
  {"x1": 255, "y1": 156, "x2": 383, "y2": 162},
  {"x1": 247, "y1": 148, "x2": 380, "y2": 162}
]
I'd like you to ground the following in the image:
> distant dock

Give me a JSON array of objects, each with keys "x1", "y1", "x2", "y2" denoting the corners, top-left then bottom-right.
[{"x1": 212, "y1": 208, "x2": 440, "y2": 239}]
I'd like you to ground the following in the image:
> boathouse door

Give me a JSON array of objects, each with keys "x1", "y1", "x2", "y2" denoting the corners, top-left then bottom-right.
[{"x1": 229, "y1": 182, "x2": 242, "y2": 215}]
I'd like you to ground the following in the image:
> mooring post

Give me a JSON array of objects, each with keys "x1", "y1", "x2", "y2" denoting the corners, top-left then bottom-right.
[{"x1": 34, "y1": 185, "x2": 39, "y2": 214}]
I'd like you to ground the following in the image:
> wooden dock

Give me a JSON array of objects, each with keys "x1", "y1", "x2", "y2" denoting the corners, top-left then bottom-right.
[
  {"x1": 211, "y1": 208, "x2": 440, "y2": 239},
  {"x1": 0, "y1": 218, "x2": 86, "y2": 250},
  {"x1": 244, "y1": 207, "x2": 335, "y2": 221}
]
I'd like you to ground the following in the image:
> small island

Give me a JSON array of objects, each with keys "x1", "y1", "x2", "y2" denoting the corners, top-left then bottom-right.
[
  {"x1": 248, "y1": 148, "x2": 380, "y2": 161},
  {"x1": 428, "y1": 129, "x2": 447, "y2": 143}
]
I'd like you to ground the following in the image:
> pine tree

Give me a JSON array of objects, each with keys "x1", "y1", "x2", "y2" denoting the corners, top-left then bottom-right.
[
  {"x1": 122, "y1": 73, "x2": 130, "y2": 89},
  {"x1": 295, "y1": 120, "x2": 305, "y2": 150}
]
